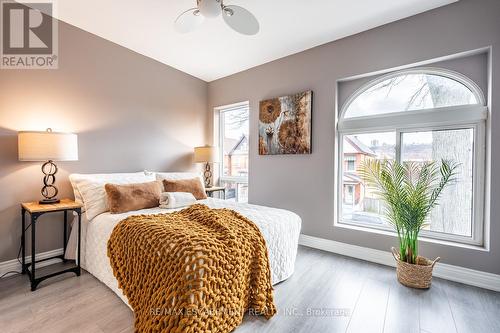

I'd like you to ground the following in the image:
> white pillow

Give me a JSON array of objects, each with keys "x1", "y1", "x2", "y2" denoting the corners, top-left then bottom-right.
[
  {"x1": 69, "y1": 171, "x2": 151, "y2": 206},
  {"x1": 155, "y1": 172, "x2": 205, "y2": 191},
  {"x1": 69, "y1": 172, "x2": 155, "y2": 221}
]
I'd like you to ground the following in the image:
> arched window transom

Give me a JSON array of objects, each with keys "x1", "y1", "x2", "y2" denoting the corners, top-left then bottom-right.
[{"x1": 342, "y1": 68, "x2": 485, "y2": 119}]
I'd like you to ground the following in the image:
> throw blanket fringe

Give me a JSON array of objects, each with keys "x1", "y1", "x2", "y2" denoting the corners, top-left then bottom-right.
[{"x1": 107, "y1": 204, "x2": 276, "y2": 333}]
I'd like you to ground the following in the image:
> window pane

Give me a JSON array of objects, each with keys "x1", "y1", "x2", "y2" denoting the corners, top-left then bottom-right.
[
  {"x1": 401, "y1": 129, "x2": 474, "y2": 237},
  {"x1": 344, "y1": 73, "x2": 479, "y2": 118},
  {"x1": 221, "y1": 108, "x2": 249, "y2": 178},
  {"x1": 220, "y1": 106, "x2": 249, "y2": 203},
  {"x1": 220, "y1": 180, "x2": 248, "y2": 203},
  {"x1": 342, "y1": 132, "x2": 396, "y2": 226}
]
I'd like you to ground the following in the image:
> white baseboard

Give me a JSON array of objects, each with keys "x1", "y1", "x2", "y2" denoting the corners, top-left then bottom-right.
[
  {"x1": 299, "y1": 234, "x2": 500, "y2": 292},
  {"x1": 0, "y1": 248, "x2": 64, "y2": 279}
]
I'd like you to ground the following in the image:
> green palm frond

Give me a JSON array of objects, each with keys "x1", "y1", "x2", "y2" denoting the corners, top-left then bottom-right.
[{"x1": 359, "y1": 159, "x2": 458, "y2": 264}]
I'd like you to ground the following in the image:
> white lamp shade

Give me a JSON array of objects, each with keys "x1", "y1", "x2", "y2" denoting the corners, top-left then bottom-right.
[
  {"x1": 194, "y1": 146, "x2": 218, "y2": 163},
  {"x1": 18, "y1": 130, "x2": 78, "y2": 161}
]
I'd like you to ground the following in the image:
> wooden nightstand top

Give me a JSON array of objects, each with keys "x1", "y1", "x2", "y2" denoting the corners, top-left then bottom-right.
[
  {"x1": 205, "y1": 186, "x2": 225, "y2": 192},
  {"x1": 22, "y1": 199, "x2": 82, "y2": 214}
]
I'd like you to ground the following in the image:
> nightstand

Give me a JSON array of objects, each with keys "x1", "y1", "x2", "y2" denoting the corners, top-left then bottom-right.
[
  {"x1": 205, "y1": 186, "x2": 226, "y2": 199},
  {"x1": 21, "y1": 199, "x2": 82, "y2": 291}
]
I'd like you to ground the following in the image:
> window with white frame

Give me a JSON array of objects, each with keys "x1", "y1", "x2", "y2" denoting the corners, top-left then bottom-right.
[
  {"x1": 337, "y1": 68, "x2": 487, "y2": 246},
  {"x1": 217, "y1": 103, "x2": 249, "y2": 202}
]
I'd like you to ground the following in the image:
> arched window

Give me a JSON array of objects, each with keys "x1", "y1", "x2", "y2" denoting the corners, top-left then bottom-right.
[{"x1": 337, "y1": 68, "x2": 487, "y2": 246}]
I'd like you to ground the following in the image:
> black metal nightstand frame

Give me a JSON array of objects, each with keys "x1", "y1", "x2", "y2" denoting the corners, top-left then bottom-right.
[
  {"x1": 21, "y1": 207, "x2": 82, "y2": 291},
  {"x1": 206, "y1": 187, "x2": 226, "y2": 199}
]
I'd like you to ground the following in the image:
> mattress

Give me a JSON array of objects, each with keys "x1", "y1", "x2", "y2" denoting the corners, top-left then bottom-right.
[{"x1": 68, "y1": 198, "x2": 301, "y2": 308}]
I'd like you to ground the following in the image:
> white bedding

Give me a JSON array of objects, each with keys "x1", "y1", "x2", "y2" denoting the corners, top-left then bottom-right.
[{"x1": 69, "y1": 198, "x2": 301, "y2": 308}]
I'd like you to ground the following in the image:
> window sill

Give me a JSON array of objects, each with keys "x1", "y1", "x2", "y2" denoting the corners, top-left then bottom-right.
[
  {"x1": 219, "y1": 176, "x2": 248, "y2": 183},
  {"x1": 334, "y1": 220, "x2": 489, "y2": 252}
]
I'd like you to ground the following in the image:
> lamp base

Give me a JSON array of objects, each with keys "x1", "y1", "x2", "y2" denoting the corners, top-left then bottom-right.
[
  {"x1": 39, "y1": 160, "x2": 60, "y2": 205},
  {"x1": 203, "y1": 162, "x2": 213, "y2": 188},
  {"x1": 39, "y1": 198, "x2": 60, "y2": 205}
]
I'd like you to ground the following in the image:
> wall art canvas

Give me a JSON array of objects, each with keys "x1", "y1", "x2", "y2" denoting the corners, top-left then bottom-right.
[{"x1": 259, "y1": 90, "x2": 312, "y2": 155}]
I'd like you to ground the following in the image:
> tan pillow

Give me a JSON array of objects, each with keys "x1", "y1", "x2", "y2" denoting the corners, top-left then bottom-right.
[
  {"x1": 105, "y1": 181, "x2": 162, "y2": 214},
  {"x1": 162, "y1": 178, "x2": 207, "y2": 200}
]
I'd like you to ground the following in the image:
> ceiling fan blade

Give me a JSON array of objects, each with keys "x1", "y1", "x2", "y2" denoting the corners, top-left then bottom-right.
[
  {"x1": 222, "y1": 5, "x2": 259, "y2": 36},
  {"x1": 174, "y1": 8, "x2": 204, "y2": 33}
]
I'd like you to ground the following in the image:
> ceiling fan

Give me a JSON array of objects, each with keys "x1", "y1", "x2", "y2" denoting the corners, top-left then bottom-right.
[{"x1": 174, "y1": 0, "x2": 259, "y2": 35}]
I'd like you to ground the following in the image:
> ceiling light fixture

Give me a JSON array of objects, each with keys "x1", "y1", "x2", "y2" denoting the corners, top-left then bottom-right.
[{"x1": 174, "y1": 0, "x2": 259, "y2": 35}]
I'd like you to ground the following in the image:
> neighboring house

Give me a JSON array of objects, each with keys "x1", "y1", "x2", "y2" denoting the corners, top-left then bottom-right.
[
  {"x1": 224, "y1": 134, "x2": 249, "y2": 177},
  {"x1": 342, "y1": 136, "x2": 376, "y2": 206},
  {"x1": 222, "y1": 134, "x2": 250, "y2": 202}
]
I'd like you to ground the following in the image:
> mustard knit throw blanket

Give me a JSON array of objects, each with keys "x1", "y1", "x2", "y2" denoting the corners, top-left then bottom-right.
[{"x1": 107, "y1": 204, "x2": 276, "y2": 333}]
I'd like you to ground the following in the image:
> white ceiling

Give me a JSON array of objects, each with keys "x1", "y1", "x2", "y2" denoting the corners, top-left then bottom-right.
[{"x1": 50, "y1": 0, "x2": 456, "y2": 82}]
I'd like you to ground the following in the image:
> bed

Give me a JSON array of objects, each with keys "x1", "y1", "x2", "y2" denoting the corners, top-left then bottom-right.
[{"x1": 66, "y1": 172, "x2": 301, "y2": 309}]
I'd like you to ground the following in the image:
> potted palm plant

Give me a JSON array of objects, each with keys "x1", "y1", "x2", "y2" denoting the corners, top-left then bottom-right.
[{"x1": 359, "y1": 159, "x2": 458, "y2": 289}]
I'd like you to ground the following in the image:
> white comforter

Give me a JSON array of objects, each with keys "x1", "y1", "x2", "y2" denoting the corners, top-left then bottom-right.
[{"x1": 71, "y1": 198, "x2": 301, "y2": 307}]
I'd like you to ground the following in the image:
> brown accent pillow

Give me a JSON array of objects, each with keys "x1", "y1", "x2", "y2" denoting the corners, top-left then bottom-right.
[
  {"x1": 162, "y1": 178, "x2": 207, "y2": 200},
  {"x1": 105, "y1": 181, "x2": 162, "y2": 214}
]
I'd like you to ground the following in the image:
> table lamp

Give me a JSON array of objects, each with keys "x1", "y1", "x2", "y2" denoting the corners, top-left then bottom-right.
[
  {"x1": 194, "y1": 145, "x2": 218, "y2": 188},
  {"x1": 18, "y1": 128, "x2": 78, "y2": 204}
]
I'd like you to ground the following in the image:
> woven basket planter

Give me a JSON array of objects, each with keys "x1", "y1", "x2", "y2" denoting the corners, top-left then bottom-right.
[{"x1": 391, "y1": 247, "x2": 440, "y2": 289}]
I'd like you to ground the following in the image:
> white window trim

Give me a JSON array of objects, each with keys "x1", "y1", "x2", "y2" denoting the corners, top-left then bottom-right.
[
  {"x1": 339, "y1": 105, "x2": 487, "y2": 132},
  {"x1": 335, "y1": 67, "x2": 489, "y2": 249},
  {"x1": 214, "y1": 101, "x2": 250, "y2": 186}
]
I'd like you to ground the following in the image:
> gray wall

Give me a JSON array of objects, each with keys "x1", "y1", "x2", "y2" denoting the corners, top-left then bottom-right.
[
  {"x1": 0, "y1": 22, "x2": 209, "y2": 262},
  {"x1": 208, "y1": 0, "x2": 500, "y2": 274}
]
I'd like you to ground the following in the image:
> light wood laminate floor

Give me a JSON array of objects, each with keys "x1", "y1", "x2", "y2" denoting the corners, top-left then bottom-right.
[{"x1": 1, "y1": 246, "x2": 499, "y2": 333}]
